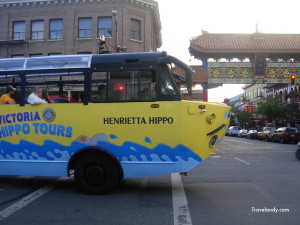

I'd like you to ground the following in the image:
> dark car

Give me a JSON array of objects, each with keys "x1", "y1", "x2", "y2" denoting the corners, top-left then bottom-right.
[
  {"x1": 246, "y1": 130, "x2": 258, "y2": 139},
  {"x1": 271, "y1": 127, "x2": 299, "y2": 144}
]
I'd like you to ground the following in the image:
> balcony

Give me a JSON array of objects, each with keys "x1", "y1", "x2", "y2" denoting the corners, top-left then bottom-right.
[{"x1": 0, "y1": 31, "x2": 27, "y2": 45}]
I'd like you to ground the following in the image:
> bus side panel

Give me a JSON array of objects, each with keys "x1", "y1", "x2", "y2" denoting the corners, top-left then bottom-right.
[
  {"x1": 0, "y1": 161, "x2": 68, "y2": 177},
  {"x1": 0, "y1": 102, "x2": 205, "y2": 178}
]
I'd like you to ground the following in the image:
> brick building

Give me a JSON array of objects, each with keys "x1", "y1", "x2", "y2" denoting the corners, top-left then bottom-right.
[{"x1": 0, "y1": 0, "x2": 162, "y2": 58}]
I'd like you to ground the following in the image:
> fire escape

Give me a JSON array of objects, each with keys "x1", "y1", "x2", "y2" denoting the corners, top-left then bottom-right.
[{"x1": 0, "y1": 29, "x2": 28, "y2": 57}]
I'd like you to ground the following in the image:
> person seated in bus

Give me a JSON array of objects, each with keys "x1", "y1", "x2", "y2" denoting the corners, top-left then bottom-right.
[
  {"x1": 141, "y1": 83, "x2": 156, "y2": 100},
  {"x1": 54, "y1": 94, "x2": 69, "y2": 103},
  {"x1": 42, "y1": 88, "x2": 51, "y2": 103},
  {"x1": 91, "y1": 84, "x2": 106, "y2": 102},
  {"x1": 27, "y1": 87, "x2": 48, "y2": 104},
  {"x1": 0, "y1": 85, "x2": 17, "y2": 104},
  {"x1": 70, "y1": 91, "x2": 79, "y2": 103}
]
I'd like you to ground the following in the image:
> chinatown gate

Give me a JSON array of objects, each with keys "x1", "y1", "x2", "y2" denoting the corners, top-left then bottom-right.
[{"x1": 189, "y1": 31, "x2": 300, "y2": 102}]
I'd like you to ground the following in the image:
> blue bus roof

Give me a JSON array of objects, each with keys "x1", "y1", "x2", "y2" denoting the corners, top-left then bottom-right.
[{"x1": 0, "y1": 55, "x2": 92, "y2": 72}]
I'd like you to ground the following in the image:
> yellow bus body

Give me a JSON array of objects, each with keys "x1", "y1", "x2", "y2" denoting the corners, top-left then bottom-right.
[{"x1": 0, "y1": 101, "x2": 230, "y2": 178}]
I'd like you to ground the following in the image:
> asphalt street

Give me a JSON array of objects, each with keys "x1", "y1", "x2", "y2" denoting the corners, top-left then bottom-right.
[{"x1": 0, "y1": 136, "x2": 299, "y2": 225}]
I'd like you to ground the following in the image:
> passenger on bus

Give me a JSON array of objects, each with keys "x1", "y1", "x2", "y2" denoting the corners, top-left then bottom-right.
[
  {"x1": 54, "y1": 94, "x2": 69, "y2": 103},
  {"x1": 70, "y1": 91, "x2": 79, "y2": 103},
  {"x1": 91, "y1": 84, "x2": 106, "y2": 102},
  {"x1": 0, "y1": 85, "x2": 16, "y2": 104},
  {"x1": 42, "y1": 89, "x2": 51, "y2": 103},
  {"x1": 27, "y1": 87, "x2": 48, "y2": 104}
]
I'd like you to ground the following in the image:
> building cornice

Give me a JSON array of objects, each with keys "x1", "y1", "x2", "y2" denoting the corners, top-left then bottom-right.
[
  {"x1": 1, "y1": 0, "x2": 157, "y2": 9},
  {"x1": 0, "y1": 0, "x2": 162, "y2": 47}
]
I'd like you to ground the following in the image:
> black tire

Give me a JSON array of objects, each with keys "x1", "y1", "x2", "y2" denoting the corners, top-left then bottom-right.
[
  {"x1": 74, "y1": 153, "x2": 120, "y2": 195},
  {"x1": 296, "y1": 149, "x2": 300, "y2": 160}
]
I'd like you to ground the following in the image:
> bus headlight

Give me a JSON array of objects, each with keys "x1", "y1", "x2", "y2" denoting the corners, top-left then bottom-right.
[{"x1": 209, "y1": 135, "x2": 218, "y2": 148}]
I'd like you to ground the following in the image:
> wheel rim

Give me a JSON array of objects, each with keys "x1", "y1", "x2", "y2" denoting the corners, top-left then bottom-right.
[{"x1": 84, "y1": 165, "x2": 106, "y2": 186}]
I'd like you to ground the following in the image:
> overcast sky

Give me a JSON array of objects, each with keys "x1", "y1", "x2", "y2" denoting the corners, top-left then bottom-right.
[{"x1": 156, "y1": 0, "x2": 300, "y2": 102}]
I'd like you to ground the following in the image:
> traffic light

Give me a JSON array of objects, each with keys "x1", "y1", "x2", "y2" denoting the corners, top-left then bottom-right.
[
  {"x1": 290, "y1": 74, "x2": 297, "y2": 86},
  {"x1": 98, "y1": 35, "x2": 107, "y2": 54}
]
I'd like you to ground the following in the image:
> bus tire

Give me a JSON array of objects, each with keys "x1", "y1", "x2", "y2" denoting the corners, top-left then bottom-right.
[{"x1": 74, "y1": 153, "x2": 120, "y2": 195}]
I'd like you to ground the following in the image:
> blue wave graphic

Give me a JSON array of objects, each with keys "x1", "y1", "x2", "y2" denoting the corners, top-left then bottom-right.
[
  {"x1": 0, "y1": 136, "x2": 202, "y2": 163},
  {"x1": 0, "y1": 134, "x2": 202, "y2": 177}
]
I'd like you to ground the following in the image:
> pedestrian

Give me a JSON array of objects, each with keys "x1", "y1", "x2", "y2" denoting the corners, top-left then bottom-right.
[{"x1": 0, "y1": 85, "x2": 16, "y2": 104}]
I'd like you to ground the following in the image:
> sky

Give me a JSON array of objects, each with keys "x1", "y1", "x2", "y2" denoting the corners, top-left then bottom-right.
[{"x1": 156, "y1": 0, "x2": 300, "y2": 102}]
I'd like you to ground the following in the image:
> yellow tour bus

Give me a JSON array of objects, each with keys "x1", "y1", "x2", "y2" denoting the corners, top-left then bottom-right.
[{"x1": 0, "y1": 52, "x2": 231, "y2": 194}]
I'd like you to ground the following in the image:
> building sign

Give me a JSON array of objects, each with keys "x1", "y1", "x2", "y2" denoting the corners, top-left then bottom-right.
[
  {"x1": 254, "y1": 55, "x2": 266, "y2": 77},
  {"x1": 244, "y1": 105, "x2": 253, "y2": 113}
]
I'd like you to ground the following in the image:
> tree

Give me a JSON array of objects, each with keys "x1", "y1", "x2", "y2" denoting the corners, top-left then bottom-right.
[
  {"x1": 227, "y1": 102, "x2": 254, "y2": 128},
  {"x1": 255, "y1": 97, "x2": 286, "y2": 125},
  {"x1": 285, "y1": 91, "x2": 300, "y2": 104}
]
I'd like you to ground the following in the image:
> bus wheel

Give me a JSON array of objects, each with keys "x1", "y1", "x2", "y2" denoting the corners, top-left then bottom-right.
[
  {"x1": 296, "y1": 149, "x2": 300, "y2": 160},
  {"x1": 74, "y1": 153, "x2": 119, "y2": 195}
]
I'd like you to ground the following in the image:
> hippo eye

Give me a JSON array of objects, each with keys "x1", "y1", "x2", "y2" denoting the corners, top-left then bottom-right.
[{"x1": 206, "y1": 113, "x2": 216, "y2": 124}]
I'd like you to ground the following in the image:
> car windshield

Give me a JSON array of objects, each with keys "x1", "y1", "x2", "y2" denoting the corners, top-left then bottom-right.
[{"x1": 286, "y1": 128, "x2": 296, "y2": 132}]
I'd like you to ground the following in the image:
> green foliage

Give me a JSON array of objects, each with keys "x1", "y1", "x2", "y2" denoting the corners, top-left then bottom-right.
[
  {"x1": 227, "y1": 97, "x2": 300, "y2": 128},
  {"x1": 255, "y1": 97, "x2": 300, "y2": 122},
  {"x1": 227, "y1": 102, "x2": 254, "y2": 128},
  {"x1": 255, "y1": 97, "x2": 285, "y2": 122}
]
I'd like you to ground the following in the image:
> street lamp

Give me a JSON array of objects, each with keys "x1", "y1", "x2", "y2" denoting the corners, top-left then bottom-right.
[{"x1": 112, "y1": 10, "x2": 118, "y2": 53}]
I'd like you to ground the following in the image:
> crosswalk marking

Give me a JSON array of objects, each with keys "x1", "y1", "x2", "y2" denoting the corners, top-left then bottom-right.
[
  {"x1": 0, "y1": 177, "x2": 68, "y2": 221},
  {"x1": 172, "y1": 173, "x2": 192, "y2": 225}
]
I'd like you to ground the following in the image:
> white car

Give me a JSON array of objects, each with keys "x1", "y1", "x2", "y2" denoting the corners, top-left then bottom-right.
[
  {"x1": 226, "y1": 126, "x2": 241, "y2": 136},
  {"x1": 237, "y1": 129, "x2": 248, "y2": 138}
]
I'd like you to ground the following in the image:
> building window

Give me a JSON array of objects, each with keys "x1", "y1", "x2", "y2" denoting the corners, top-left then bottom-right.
[
  {"x1": 30, "y1": 54, "x2": 43, "y2": 57},
  {"x1": 77, "y1": 52, "x2": 92, "y2": 55},
  {"x1": 13, "y1": 21, "x2": 26, "y2": 40},
  {"x1": 31, "y1": 20, "x2": 44, "y2": 40},
  {"x1": 48, "y1": 53, "x2": 62, "y2": 56},
  {"x1": 11, "y1": 54, "x2": 24, "y2": 58},
  {"x1": 50, "y1": 19, "x2": 63, "y2": 40},
  {"x1": 78, "y1": 18, "x2": 92, "y2": 38},
  {"x1": 98, "y1": 17, "x2": 112, "y2": 37},
  {"x1": 131, "y1": 19, "x2": 141, "y2": 40}
]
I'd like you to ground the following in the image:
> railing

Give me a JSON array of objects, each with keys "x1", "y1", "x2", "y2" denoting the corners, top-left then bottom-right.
[{"x1": 0, "y1": 29, "x2": 26, "y2": 41}]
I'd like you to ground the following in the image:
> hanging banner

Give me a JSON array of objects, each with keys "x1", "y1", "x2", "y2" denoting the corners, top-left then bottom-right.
[{"x1": 254, "y1": 55, "x2": 266, "y2": 77}]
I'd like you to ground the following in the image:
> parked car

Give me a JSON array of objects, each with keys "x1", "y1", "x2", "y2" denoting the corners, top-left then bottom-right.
[
  {"x1": 226, "y1": 126, "x2": 241, "y2": 136},
  {"x1": 246, "y1": 130, "x2": 258, "y2": 139},
  {"x1": 271, "y1": 127, "x2": 299, "y2": 144},
  {"x1": 257, "y1": 127, "x2": 276, "y2": 141},
  {"x1": 237, "y1": 129, "x2": 248, "y2": 138}
]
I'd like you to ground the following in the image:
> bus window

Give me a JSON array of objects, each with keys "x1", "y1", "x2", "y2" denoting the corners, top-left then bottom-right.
[
  {"x1": 159, "y1": 65, "x2": 179, "y2": 100},
  {"x1": 106, "y1": 70, "x2": 156, "y2": 101},
  {"x1": 24, "y1": 72, "x2": 85, "y2": 103},
  {"x1": 91, "y1": 71, "x2": 108, "y2": 102}
]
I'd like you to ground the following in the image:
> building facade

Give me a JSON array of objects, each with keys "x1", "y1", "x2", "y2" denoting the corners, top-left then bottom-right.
[{"x1": 0, "y1": 0, "x2": 162, "y2": 58}]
